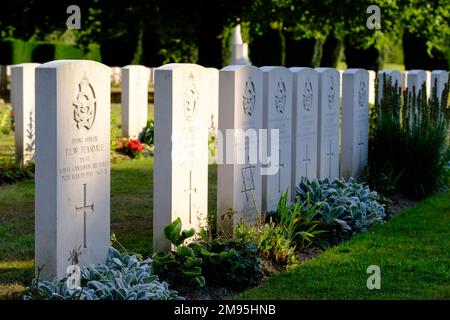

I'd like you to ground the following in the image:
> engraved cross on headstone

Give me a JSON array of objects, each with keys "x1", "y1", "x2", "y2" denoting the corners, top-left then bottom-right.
[
  {"x1": 184, "y1": 170, "x2": 197, "y2": 224},
  {"x1": 357, "y1": 130, "x2": 364, "y2": 168},
  {"x1": 326, "y1": 140, "x2": 334, "y2": 179},
  {"x1": 302, "y1": 144, "x2": 311, "y2": 176},
  {"x1": 276, "y1": 149, "x2": 284, "y2": 193},
  {"x1": 75, "y1": 184, "x2": 94, "y2": 249},
  {"x1": 241, "y1": 156, "x2": 256, "y2": 202}
]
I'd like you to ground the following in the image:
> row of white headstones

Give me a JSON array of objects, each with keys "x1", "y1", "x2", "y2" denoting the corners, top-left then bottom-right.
[{"x1": 8, "y1": 61, "x2": 449, "y2": 281}]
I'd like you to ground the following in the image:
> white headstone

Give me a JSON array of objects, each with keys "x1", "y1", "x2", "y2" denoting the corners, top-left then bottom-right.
[
  {"x1": 153, "y1": 63, "x2": 209, "y2": 251},
  {"x1": 11, "y1": 63, "x2": 40, "y2": 165},
  {"x1": 111, "y1": 66, "x2": 121, "y2": 85},
  {"x1": 316, "y1": 68, "x2": 340, "y2": 180},
  {"x1": 341, "y1": 69, "x2": 369, "y2": 179},
  {"x1": 426, "y1": 70, "x2": 432, "y2": 100},
  {"x1": 368, "y1": 70, "x2": 376, "y2": 104},
  {"x1": 401, "y1": 71, "x2": 408, "y2": 90},
  {"x1": 6, "y1": 65, "x2": 11, "y2": 77},
  {"x1": 217, "y1": 65, "x2": 262, "y2": 236},
  {"x1": 407, "y1": 69, "x2": 427, "y2": 99},
  {"x1": 431, "y1": 70, "x2": 449, "y2": 103},
  {"x1": 206, "y1": 68, "x2": 219, "y2": 163},
  {"x1": 290, "y1": 67, "x2": 318, "y2": 195},
  {"x1": 231, "y1": 25, "x2": 251, "y2": 65},
  {"x1": 206, "y1": 68, "x2": 219, "y2": 133},
  {"x1": 148, "y1": 67, "x2": 155, "y2": 85},
  {"x1": 378, "y1": 70, "x2": 402, "y2": 104},
  {"x1": 35, "y1": 60, "x2": 111, "y2": 280},
  {"x1": 260, "y1": 66, "x2": 292, "y2": 212},
  {"x1": 121, "y1": 65, "x2": 149, "y2": 139}
]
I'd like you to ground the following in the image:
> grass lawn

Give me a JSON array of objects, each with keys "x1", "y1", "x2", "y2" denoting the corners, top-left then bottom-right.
[
  {"x1": 237, "y1": 190, "x2": 450, "y2": 300},
  {"x1": 0, "y1": 101, "x2": 218, "y2": 299}
]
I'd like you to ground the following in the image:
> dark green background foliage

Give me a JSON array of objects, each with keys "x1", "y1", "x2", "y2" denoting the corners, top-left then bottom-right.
[
  {"x1": 0, "y1": 0, "x2": 449, "y2": 68},
  {"x1": 0, "y1": 39, "x2": 101, "y2": 65}
]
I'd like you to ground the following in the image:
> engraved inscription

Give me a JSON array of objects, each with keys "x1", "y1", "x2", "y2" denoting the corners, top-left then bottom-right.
[
  {"x1": 275, "y1": 79, "x2": 287, "y2": 114},
  {"x1": 243, "y1": 80, "x2": 256, "y2": 116},
  {"x1": 183, "y1": 72, "x2": 199, "y2": 121},
  {"x1": 73, "y1": 74, "x2": 96, "y2": 131}
]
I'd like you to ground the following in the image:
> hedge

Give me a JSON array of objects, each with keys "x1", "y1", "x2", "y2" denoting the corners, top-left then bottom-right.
[{"x1": 0, "y1": 39, "x2": 101, "y2": 64}]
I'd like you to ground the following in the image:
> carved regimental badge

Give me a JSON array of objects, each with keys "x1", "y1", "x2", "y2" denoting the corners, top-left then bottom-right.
[
  {"x1": 243, "y1": 80, "x2": 256, "y2": 116},
  {"x1": 183, "y1": 72, "x2": 199, "y2": 121},
  {"x1": 358, "y1": 79, "x2": 367, "y2": 108},
  {"x1": 275, "y1": 79, "x2": 287, "y2": 114},
  {"x1": 328, "y1": 75, "x2": 336, "y2": 110},
  {"x1": 73, "y1": 74, "x2": 96, "y2": 131},
  {"x1": 303, "y1": 80, "x2": 313, "y2": 112}
]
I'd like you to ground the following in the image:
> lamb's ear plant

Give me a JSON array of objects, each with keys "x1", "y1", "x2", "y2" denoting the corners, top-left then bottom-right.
[
  {"x1": 296, "y1": 177, "x2": 386, "y2": 239},
  {"x1": 24, "y1": 247, "x2": 183, "y2": 300}
]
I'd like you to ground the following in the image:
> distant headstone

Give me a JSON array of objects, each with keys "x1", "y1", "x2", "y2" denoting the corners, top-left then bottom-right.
[
  {"x1": 206, "y1": 68, "x2": 219, "y2": 130},
  {"x1": 341, "y1": 69, "x2": 369, "y2": 179},
  {"x1": 368, "y1": 70, "x2": 376, "y2": 104},
  {"x1": 260, "y1": 66, "x2": 292, "y2": 212},
  {"x1": 11, "y1": 63, "x2": 40, "y2": 165},
  {"x1": 230, "y1": 25, "x2": 251, "y2": 65},
  {"x1": 35, "y1": 60, "x2": 111, "y2": 280},
  {"x1": 406, "y1": 69, "x2": 427, "y2": 99},
  {"x1": 378, "y1": 70, "x2": 401, "y2": 103},
  {"x1": 217, "y1": 65, "x2": 262, "y2": 236},
  {"x1": 121, "y1": 65, "x2": 149, "y2": 139},
  {"x1": 401, "y1": 71, "x2": 408, "y2": 90},
  {"x1": 153, "y1": 64, "x2": 209, "y2": 251},
  {"x1": 206, "y1": 68, "x2": 219, "y2": 163},
  {"x1": 111, "y1": 67, "x2": 121, "y2": 85},
  {"x1": 426, "y1": 70, "x2": 432, "y2": 100},
  {"x1": 431, "y1": 70, "x2": 449, "y2": 103},
  {"x1": 6, "y1": 65, "x2": 11, "y2": 77},
  {"x1": 148, "y1": 67, "x2": 155, "y2": 86},
  {"x1": 290, "y1": 67, "x2": 318, "y2": 196},
  {"x1": 316, "y1": 68, "x2": 340, "y2": 180}
]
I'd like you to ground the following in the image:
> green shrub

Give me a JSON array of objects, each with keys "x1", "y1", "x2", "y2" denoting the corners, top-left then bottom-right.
[
  {"x1": 0, "y1": 39, "x2": 102, "y2": 64},
  {"x1": 200, "y1": 239, "x2": 263, "y2": 288},
  {"x1": 235, "y1": 192, "x2": 327, "y2": 267},
  {"x1": 368, "y1": 74, "x2": 450, "y2": 197},
  {"x1": 0, "y1": 161, "x2": 35, "y2": 185},
  {"x1": 0, "y1": 39, "x2": 35, "y2": 64},
  {"x1": 24, "y1": 247, "x2": 182, "y2": 300},
  {"x1": 296, "y1": 178, "x2": 386, "y2": 241},
  {"x1": 152, "y1": 218, "x2": 263, "y2": 289},
  {"x1": 139, "y1": 120, "x2": 154, "y2": 145},
  {"x1": 234, "y1": 218, "x2": 298, "y2": 268}
]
